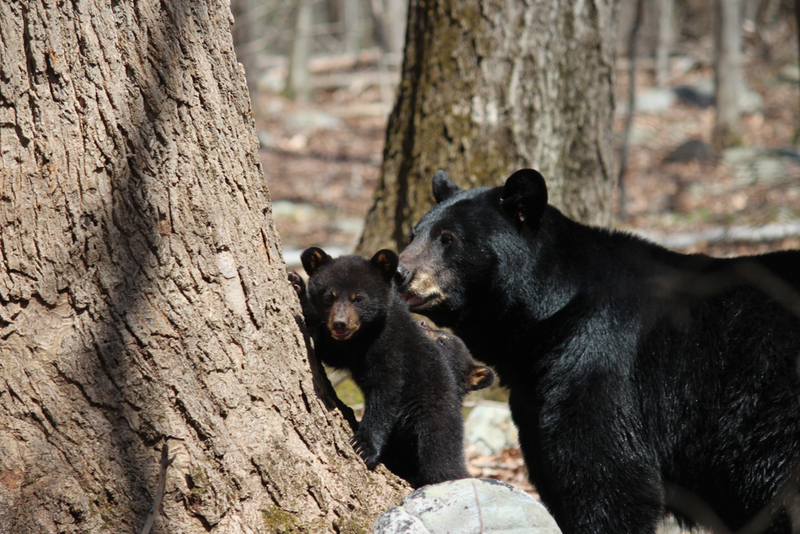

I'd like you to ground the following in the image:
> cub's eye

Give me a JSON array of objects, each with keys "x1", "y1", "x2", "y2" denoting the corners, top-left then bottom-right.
[
  {"x1": 322, "y1": 292, "x2": 335, "y2": 306},
  {"x1": 440, "y1": 232, "x2": 453, "y2": 246},
  {"x1": 353, "y1": 295, "x2": 365, "y2": 305},
  {"x1": 437, "y1": 338, "x2": 447, "y2": 348}
]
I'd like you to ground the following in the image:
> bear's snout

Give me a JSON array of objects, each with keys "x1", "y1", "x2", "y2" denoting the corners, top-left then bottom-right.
[
  {"x1": 395, "y1": 263, "x2": 412, "y2": 288},
  {"x1": 326, "y1": 302, "x2": 361, "y2": 340}
]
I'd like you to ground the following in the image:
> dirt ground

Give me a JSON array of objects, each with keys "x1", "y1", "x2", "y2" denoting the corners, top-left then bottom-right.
[{"x1": 254, "y1": 53, "x2": 800, "y2": 499}]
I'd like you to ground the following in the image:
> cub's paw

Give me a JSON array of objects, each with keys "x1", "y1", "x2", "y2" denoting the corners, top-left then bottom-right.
[
  {"x1": 349, "y1": 434, "x2": 379, "y2": 469},
  {"x1": 288, "y1": 271, "x2": 306, "y2": 294}
]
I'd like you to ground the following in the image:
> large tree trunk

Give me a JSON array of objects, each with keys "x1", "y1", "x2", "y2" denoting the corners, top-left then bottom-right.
[
  {"x1": 0, "y1": 1, "x2": 404, "y2": 533},
  {"x1": 358, "y1": 0, "x2": 617, "y2": 253}
]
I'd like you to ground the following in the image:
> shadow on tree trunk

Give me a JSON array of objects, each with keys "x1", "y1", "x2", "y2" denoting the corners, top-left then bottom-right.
[{"x1": 0, "y1": 2, "x2": 405, "y2": 533}]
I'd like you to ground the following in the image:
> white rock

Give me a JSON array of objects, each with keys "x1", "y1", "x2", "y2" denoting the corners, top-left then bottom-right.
[
  {"x1": 374, "y1": 479, "x2": 560, "y2": 534},
  {"x1": 282, "y1": 110, "x2": 344, "y2": 132},
  {"x1": 464, "y1": 404, "x2": 519, "y2": 456}
]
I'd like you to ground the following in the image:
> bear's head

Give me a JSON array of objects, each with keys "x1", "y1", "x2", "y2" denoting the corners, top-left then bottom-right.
[
  {"x1": 417, "y1": 319, "x2": 494, "y2": 392},
  {"x1": 301, "y1": 247, "x2": 398, "y2": 341},
  {"x1": 396, "y1": 169, "x2": 548, "y2": 327}
]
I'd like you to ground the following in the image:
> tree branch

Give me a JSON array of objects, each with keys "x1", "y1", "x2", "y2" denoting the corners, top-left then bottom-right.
[{"x1": 633, "y1": 221, "x2": 800, "y2": 250}]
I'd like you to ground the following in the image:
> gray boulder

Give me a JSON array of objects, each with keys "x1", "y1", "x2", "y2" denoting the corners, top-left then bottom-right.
[
  {"x1": 464, "y1": 403, "x2": 519, "y2": 456},
  {"x1": 374, "y1": 479, "x2": 560, "y2": 534}
]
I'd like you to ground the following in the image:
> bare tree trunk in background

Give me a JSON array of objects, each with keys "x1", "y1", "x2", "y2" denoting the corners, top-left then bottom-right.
[
  {"x1": 287, "y1": 0, "x2": 314, "y2": 101},
  {"x1": 618, "y1": 0, "x2": 646, "y2": 222},
  {"x1": 343, "y1": 0, "x2": 364, "y2": 54},
  {"x1": 655, "y1": 0, "x2": 674, "y2": 87},
  {"x1": 358, "y1": 0, "x2": 617, "y2": 254},
  {"x1": 795, "y1": 0, "x2": 800, "y2": 144},
  {"x1": 372, "y1": 0, "x2": 408, "y2": 56},
  {"x1": 0, "y1": 1, "x2": 404, "y2": 533},
  {"x1": 232, "y1": 0, "x2": 259, "y2": 96},
  {"x1": 714, "y1": 0, "x2": 743, "y2": 149}
]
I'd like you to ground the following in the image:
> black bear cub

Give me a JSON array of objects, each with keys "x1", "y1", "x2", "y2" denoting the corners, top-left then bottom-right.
[
  {"x1": 417, "y1": 319, "x2": 494, "y2": 395},
  {"x1": 292, "y1": 246, "x2": 483, "y2": 488}
]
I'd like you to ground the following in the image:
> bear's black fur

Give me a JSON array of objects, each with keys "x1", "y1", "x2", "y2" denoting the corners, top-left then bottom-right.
[
  {"x1": 395, "y1": 168, "x2": 800, "y2": 534},
  {"x1": 292, "y1": 247, "x2": 473, "y2": 488},
  {"x1": 417, "y1": 319, "x2": 494, "y2": 395}
]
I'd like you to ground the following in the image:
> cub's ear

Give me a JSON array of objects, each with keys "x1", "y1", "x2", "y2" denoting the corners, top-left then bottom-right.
[
  {"x1": 301, "y1": 247, "x2": 331, "y2": 277},
  {"x1": 467, "y1": 366, "x2": 495, "y2": 391},
  {"x1": 370, "y1": 249, "x2": 399, "y2": 282},
  {"x1": 501, "y1": 169, "x2": 548, "y2": 230},
  {"x1": 432, "y1": 170, "x2": 462, "y2": 203}
]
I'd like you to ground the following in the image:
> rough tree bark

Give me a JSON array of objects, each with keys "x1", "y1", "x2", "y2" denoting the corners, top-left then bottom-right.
[
  {"x1": 0, "y1": 1, "x2": 404, "y2": 533},
  {"x1": 358, "y1": 0, "x2": 617, "y2": 253}
]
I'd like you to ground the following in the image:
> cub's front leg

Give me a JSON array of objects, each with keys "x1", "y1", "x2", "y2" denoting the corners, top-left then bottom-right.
[{"x1": 349, "y1": 385, "x2": 401, "y2": 470}]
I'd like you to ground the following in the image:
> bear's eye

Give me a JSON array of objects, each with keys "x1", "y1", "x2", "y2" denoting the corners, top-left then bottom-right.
[
  {"x1": 437, "y1": 338, "x2": 447, "y2": 348},
  {"x1": 353, "y1": 295, "x2": 365, "y2": 305},
  {"x1": 440, "y1": 232, "x2": 453, "y2": 246},
  {"x1": 322, "y1": 292, "x2": 335, "y2": 305}
]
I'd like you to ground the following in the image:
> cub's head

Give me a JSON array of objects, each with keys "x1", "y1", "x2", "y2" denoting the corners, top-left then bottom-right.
[
  {"x1": 301, "y1": 247, "x2": 398, "y2": 341},
  {"x1": 418, "y1": 319, "x2": 494, "y2": 393},
  {"x1": 396, "y1": 169, "x2": 548, "y2": 327}
]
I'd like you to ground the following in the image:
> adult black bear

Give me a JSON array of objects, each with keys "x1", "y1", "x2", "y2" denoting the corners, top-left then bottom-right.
[
  {"x1": 395, "y1": 169, "x2": 800, "y2": 534},
  {"x1": 292, "y1": 247, "x2": 478, "y2": 488}
]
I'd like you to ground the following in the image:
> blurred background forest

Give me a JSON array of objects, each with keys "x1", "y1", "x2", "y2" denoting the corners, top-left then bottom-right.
[
  {"x1": 229, "y1": 0, "x2": 799, "y2": 264},
  {"x1": 230, "y1": 0, "x2": 799, "y2": 501}
]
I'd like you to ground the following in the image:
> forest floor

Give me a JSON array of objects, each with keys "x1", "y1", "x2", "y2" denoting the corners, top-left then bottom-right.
[
  {"x1": 257, "y1": 57, "x2": 800, "y2": 263},
  {"x1": 253, "y1": 52, "x2": 800, "y2": 501}
]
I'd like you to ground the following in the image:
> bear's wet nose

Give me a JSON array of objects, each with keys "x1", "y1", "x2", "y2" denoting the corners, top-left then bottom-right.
[{"x1": 395, "y1": 263, "x2": 411, "y2": 287}]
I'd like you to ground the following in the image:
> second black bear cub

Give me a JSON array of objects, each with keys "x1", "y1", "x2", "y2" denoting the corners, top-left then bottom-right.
[
  {"x1": 296, "y1": 247, "x2": 475, "y2": 488},
  {"x1": 417, "y1": 319, "x2": 494, "y2": 395}
]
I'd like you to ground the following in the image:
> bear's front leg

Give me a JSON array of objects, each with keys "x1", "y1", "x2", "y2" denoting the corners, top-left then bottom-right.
[
  {"x1": 511, "y1": 373, "x2": 665, "y2": 534},
  {"x1": 288, "y1": 271, "x2": 322, "y2": 336},
  {"x1": 349, "y1": 434, "x2": 379, "y2": 469},
  {"x1": 415, "y1": 401, "x2": 469, "y2": 485},
  {"x1": 350, "y1": 387, "x2": 401, "y2": 470}
]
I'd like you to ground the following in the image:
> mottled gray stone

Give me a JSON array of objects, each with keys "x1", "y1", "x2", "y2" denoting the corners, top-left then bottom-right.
[
  {"x1": 635, "y1": 88, "x2": 677, "y2": 114},
  {"x1": 722, "y1": 146, "x2": 800, "y2": 185},
  {"x1": 282, "y1": 110, "x2": 344, "y2": 132},
  {"x1": 464, "y1": 404, "x2": 519, "y2": 456},
  {"x1": 374, "y1": 479, "x2": 560, "y2": 534},
  {"x1": 781, "y1": 64, "x2": 800, "y2": 83},
  {"x1": 683, "y1": 78, "x2": 763, "y2": 113},
  {"x1": 616, "y1": 88, "x2": 677, "y2": 115}
]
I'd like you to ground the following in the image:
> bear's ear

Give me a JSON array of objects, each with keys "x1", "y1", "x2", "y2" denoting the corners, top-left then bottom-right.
[
  {"x1": 370, "y1": 249, "x2": 399, "y2": 283},
  {"x1": 501, "y1": 169, "x2": 548, "y2": 230},
  {"x1": 432, "y1": 170, "x2": 462, "y2": 203},
  {"x1": 301, "y1": 247, "x2": 331, "y2": 276},
  {"x1": 467, "y1": 366, "x2": 495, "y2": 391}
]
